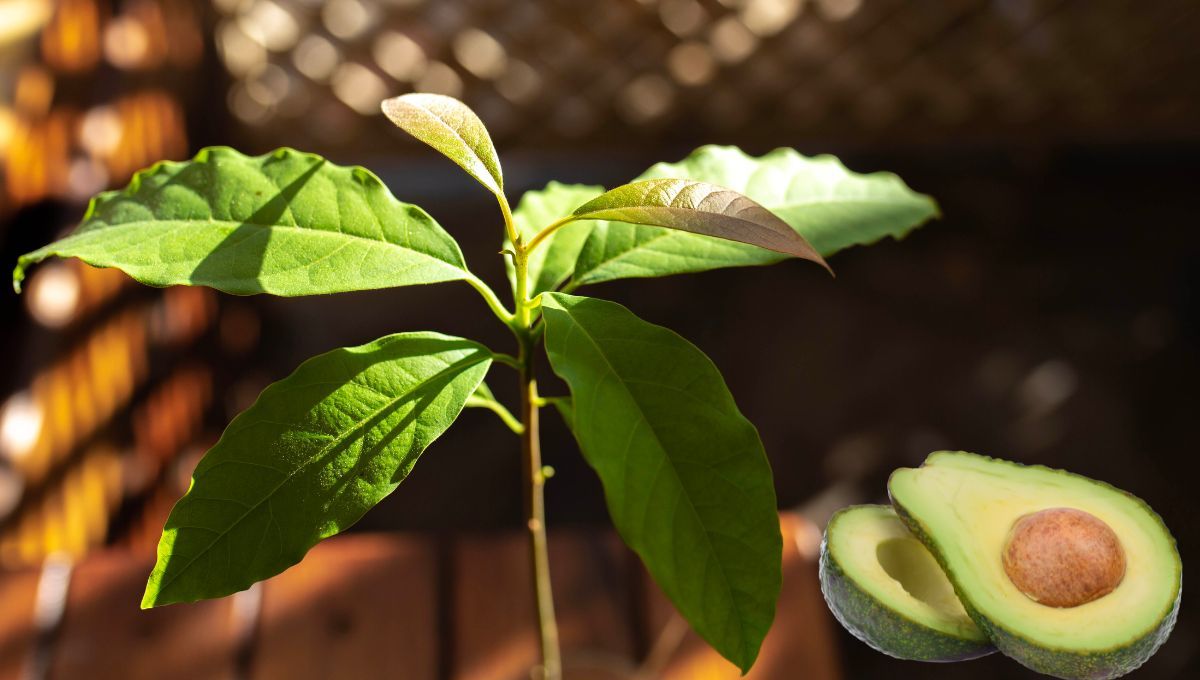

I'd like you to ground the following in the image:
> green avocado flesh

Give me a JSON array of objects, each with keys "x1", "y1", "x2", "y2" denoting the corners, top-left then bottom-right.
[
  {"x1": 889, "y1": 451, "x2": 1182, "y2": 679},
  {"x1": 819, "y1": 505, "x2": 994, "y2": 662}
]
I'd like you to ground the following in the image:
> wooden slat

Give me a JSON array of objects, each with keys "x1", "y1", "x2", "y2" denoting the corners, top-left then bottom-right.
[
  {"x1": 47, "y1": 553, "x2": 236, "y2": 680},
  {"x1": 640, "y1": 513, "x2": 841, "y2": 680},
  {"x1": 251, "y1": 534, "x2": 439, "y2": 680},
  {"x1": 0, "y1": 525, "x2": 838, "y2": 679},
  {"x1": 453, "y1": 531, "x2": 635, "y2": 680},
  {"x1": 0, "y1": 568, "x2": 39, "y2": 680}
]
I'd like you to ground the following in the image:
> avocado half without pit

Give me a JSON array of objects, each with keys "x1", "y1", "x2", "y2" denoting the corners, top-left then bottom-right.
[
  {"x1": 820, "y1": 451, "x2": 1182, "y2": 680},
  {"x1": 819, "y1": 504, "x2": 995, "y2": 661}
]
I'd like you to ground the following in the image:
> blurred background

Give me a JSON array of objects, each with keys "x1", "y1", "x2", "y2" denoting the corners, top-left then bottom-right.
[{"x1": 0, "y1": 0, "x2": 1197, "y2": 678}]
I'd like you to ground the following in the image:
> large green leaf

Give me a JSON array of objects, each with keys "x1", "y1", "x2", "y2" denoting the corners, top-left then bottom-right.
[
  {"x1": 382, "y1": 93, "x2": 505, "y2": 199},
  {"x1": 509, "y1": 181, "x2": 604, "y2": 294},
  {"x1": 142, "y1": 332, "x2": 491, "y2": 607},
  {"x1": 13, "y1": 147, "x2": 472, "y2": 295},
  {"x1": 540, "y1": 292, "x2": 782, "y2": 672},
  {"x1": 570, "y1": 145, "x2": 938, "y2": 287}
]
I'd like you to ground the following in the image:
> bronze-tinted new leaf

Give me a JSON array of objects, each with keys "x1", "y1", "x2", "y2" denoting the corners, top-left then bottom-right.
[
  {"x1": 381, "y1": 93, "x2": 504, "y2": 198},
  {"x1": 570, "y1": 179, "x2": 831, "y2": 273}
]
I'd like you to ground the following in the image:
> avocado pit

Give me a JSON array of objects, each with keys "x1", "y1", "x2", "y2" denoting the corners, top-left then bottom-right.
[{"x1": 1003, "y1": 507, "x2": 1126, "y2": 608}]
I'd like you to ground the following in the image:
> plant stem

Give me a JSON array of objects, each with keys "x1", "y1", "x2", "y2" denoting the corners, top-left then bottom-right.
[
  {"x1": 465, "y1": 273, "x2": 514, "y2": 324},
  {"x1": 512, "y1": 247, "x2": 562, "y2": 680},
  {"x1": 464, "y1": 393, "x2": 524, "y2": 435},
  {"x1": 524, "y1": 215, "x2": 576, "y2": 253},
  {"x1": 520, "y1": 372, "x2": 560, "y2": 680},
  {"x1": 490, "y1": 352, "x2": 522, "y2": 370}
]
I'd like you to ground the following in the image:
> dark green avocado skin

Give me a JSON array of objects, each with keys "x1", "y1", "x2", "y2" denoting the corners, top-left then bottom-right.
[
  {"x1": 818, "y1": 514, "x2": 995, "y2": 663},
  {"x1": 889, "y1": 462, "x2": 1183, "y2": 680}
]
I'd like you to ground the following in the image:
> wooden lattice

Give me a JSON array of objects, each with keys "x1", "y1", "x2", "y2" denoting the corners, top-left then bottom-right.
[{"x1": 211, "y1": 0, "x2": 1200, "y2": 151}]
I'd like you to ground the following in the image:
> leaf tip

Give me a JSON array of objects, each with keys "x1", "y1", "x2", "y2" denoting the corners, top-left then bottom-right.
[
  {"x1": 10, "y1": 252, "x2": 39, "y2": 294},
  {"x1": 731, "y1": 636, "x2": 763, "y2": 675},
  {"x1": 927, "y1": 195, "x2": 944, "y2": 220},
  {"x1": 140, "y1": 584, "x2": 160, "y2": 609},
  {"x1": 816, "y1": 254, "x2": 835, "y2": 278},
  {"x1": 789, "y1": 240, "x2": 834, "y2": 278},
  {"x1": 379, "y1": 96, "x2": 400, "y2": 118}
]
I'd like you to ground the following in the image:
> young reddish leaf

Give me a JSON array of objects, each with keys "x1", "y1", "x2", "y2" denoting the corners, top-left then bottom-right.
[
  {"x1": 569, "y1": 178, "x2": 831, "y2": 273},
  {"x1": 381, "y1": 93, "x2": 505, "y2": 198},
  {"x1": 570, "y1": 146, "x2": 939, "y2": 287}
]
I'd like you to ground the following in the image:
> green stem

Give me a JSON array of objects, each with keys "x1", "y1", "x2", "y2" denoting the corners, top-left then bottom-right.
[
  {"x1": 499, "y1": 194, "x2": 519, "y2": 246},
  {"x1": 512, "y1": 245, "x2": 562, "y2": 680},
  {"x1": 532, "y1": 394, "x2": 565, "y2": 409},
  {"x1": 490, "y1": 352, "x2": 522, "y2": 370},
  {"x1": 465, "y1": 274, "x2": 514, "y2": 324},
  {"x1": 465, "y1": 393, "x2": 524, "y2": 435},
  {"x1": 524, "y1": 215, "x2": 576, "y2": 253}
]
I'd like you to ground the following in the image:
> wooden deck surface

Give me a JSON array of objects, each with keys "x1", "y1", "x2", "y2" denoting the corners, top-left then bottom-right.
[{"x1": 0, "y1": 514, "x2": 839, "y2": 680}]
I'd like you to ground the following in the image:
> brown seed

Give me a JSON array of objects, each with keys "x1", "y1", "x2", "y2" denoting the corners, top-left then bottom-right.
[{"x1": 1003, "y1": 507, "x2": 1126, "y2": 608}]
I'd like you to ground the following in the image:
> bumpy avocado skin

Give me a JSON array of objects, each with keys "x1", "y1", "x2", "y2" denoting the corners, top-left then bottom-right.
[
  {"x1": 889, "y1": 454, "x2": 1183, "y2": 680},
  {"x1": 818, "y1": 508, "x2": 995, "y2": 663}
]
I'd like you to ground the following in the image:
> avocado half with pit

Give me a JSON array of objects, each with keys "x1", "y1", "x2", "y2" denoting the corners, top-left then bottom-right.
[
  {"x1": 890, "y1": 451, "x2": 1182, "y2": 679},
  {"x1": 819, "y1": 504, "x2": 994, "y2": 661}
]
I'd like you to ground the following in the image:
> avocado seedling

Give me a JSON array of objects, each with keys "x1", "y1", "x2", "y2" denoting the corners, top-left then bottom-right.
[
  {"x1": 822, "y1": 450, "x2": 1181, "y2": 680},
  {"x1": 11, "y1": 94, "x2": 939, "y2": 678}
]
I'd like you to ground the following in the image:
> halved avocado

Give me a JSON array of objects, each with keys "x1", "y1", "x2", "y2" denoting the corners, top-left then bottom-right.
[
  {"x1": 889, "y1": 451, "x2": 1182, "y2": 679},
  {"x1": 819, "y1": 504, "x2": 995, "y2": 661}
]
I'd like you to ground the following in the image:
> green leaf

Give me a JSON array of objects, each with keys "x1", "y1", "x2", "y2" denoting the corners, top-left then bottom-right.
[
  {"x1": 142, "y1": 332, "x2": 491, "y2": 607},
  {"x1": 13, "y1": 147, "x2": 472, "y2": 295},
  {"x1": 469, "y1": 380, "x2": 496, "y2": 402},
  {"x1": 570, "y1": 179, "x2": 829, "y2": 270},
  {"x1": 381, "y1": 93, "x2": 505, "y2": 199},
  {"x1": 540, "y1": 293, "x2": 782, "y2": 672},
  {"x1": 546, "y1": 395, "x2": 574, "y2": 432},
  {"x1": 570, "y1": 145, "x2": 938, "y2": 287},
  {"x1": 509, "y1": 182, "x2": 604, "y2": 294}
]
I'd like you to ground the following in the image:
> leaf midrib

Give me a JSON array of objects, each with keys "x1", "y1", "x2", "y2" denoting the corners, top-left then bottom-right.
[
  {"x1": 578, "y1": 205, "x2": 771, "y2": 231},
  {"x1": 572, "y1": 193, "x2": 927, "y2": 283},
  {"x1": 70, "y1": 217, "x2": 467, "y2": 272},
  {"x1": 552, "y1": 308, "x2": 751, "y2": 661},
  {"x1": 150, "y1": 351, "x2": 489, "y2": 600}
]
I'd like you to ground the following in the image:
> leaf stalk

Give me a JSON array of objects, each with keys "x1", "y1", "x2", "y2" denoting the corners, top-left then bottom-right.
[
  {"x1": 490, "y1": 352, "x2": 522, "y2": 370},
  {"x1": 524, "y1": 215, "x2": 576, "y2": 254},
  {"x1": 465, "y1": 274, "x2": 514, "y2": 324},
  {"x1": 465, "y1": 393, "x2": 524, "y2": 435}
]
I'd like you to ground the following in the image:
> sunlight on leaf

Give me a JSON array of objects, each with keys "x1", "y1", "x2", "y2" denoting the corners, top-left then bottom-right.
[
  {"x1": 142, "y1": 332, "x2": 490, "y2": 607},
  {"x1": 570, "y1": 178, "x2": 830, "y2": 271},
  {"x1": 381, "y1": 93, "x2": 505, "y2": 199},
  {"x1": 570, "y1": 145, "x2": 938, "y2": 287},
  {"x1": 13, "y1": 147, "x2": 470, "y2": 296}
]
